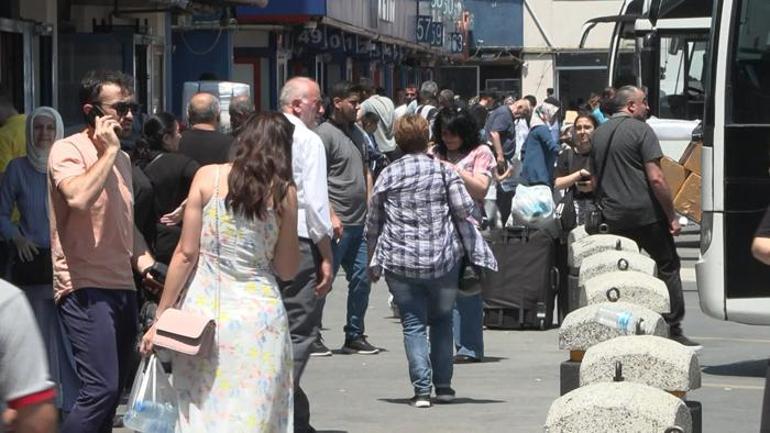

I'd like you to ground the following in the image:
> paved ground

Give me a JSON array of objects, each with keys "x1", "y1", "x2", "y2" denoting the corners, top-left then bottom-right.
[{"x1": 116, "y1": 227, "x2": 770, "y2": 432}]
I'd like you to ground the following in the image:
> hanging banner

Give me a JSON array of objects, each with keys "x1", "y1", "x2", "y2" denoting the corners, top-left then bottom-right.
[
  {"x1": 449, "y1": 32, "x2": 463, "y2": 53},
  {"x1": 429, "y1": 22, "x2": 444, "y2": 47},
  {"x1": 416, "y1": 15, "x2": 432, "y2": 43}
]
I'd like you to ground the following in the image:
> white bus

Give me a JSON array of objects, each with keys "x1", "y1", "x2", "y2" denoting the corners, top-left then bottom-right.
[
  {"x1": 581, "y1": 0, "x2": 713, "y2": 159},
  {"x1": 697, "y1": 0, "x2": 770, "y2": 324}
]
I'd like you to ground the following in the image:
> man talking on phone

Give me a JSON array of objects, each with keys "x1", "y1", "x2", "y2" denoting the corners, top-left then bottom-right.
[{"x1": 48, "y1": 70, "x2": 158, "y2": 433}]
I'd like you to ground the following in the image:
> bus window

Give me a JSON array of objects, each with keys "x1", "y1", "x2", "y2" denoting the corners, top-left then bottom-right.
[
  {"x1": 658, "y1": 36, "x2": 707, "y2": 120},
  {"x1": 730, "y1": 0, "x2": 770, "y2": 124}
]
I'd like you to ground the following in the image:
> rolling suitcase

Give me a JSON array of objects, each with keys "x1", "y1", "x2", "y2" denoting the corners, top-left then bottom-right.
[{"x1": 481, "y1": 226, "x2": 559, "y2": 330}]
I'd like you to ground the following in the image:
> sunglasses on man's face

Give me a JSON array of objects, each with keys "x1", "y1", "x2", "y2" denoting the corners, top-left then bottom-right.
[{"x1": 102, "y1": 101, "x2": 141, "y2": 117}]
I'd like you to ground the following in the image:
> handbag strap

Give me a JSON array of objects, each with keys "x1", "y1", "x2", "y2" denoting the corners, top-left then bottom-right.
[
  {"x1": 213, "y1": 166, "x2": 222, "y2": 330},
  {"x1": 594, "y1": 117, "x2": 628, "y2": 204},
  {"x1": 439, "y1": 163, "x2": 467, "y2": 248}
]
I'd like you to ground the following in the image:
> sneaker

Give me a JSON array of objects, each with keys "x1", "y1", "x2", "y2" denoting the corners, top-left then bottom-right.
[
  {"x1": 410, "y1": 394, "x2": 432, "y2": 408},
  {"x1": 670, "y1": 334, "x2": 703, "y2": 352},
  {"x1": 309, "y1": 339, "x2": 332, "y2": 357},
  {"x1": 341, "y1": 336, "x2": 380, "y2": 354},
  {"x1": 435, "y1": 387, "x2": 456, "y2": 404}
]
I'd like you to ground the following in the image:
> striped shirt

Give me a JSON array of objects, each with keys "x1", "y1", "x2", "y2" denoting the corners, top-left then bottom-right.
[{"x1": 366, "y1": 153, "x2": 497, "y2": 279}]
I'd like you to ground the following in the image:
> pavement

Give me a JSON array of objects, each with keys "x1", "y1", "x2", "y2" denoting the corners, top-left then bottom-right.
[{"x1": 115, "y1": 226, "x2": 770, "y2": 432}]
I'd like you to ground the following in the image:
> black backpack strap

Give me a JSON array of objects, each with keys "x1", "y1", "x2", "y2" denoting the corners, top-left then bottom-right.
[{"x1": 594, "y1": 117, "x2": 628, "y2": 205}]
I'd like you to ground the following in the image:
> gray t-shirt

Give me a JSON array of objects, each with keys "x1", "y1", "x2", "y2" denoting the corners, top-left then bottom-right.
[
  {"x1": 315, "y1": 121, "x2": 368, "y2": 226},
  {"x1": 0, "y1": 281, "x2": 53, "y2": 408},
  {"x1": 591, "y1": 114, "x2": 665, "y2": 229}
]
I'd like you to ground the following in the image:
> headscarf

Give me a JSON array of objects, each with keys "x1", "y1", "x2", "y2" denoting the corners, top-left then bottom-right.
[
  {"x1": 529, "y1": 101, "x2": 560, "y2": 129},
  {"x1": 26, "y1": 106, "x2": 64, "y2": 174},
  {"x1": 360, "y1": 95, "x2": 397, "y2": 153}
]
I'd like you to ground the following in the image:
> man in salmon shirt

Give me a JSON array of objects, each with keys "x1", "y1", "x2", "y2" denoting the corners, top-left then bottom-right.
[{"x1": 48, "y1": 70, "x2": 157, "y2": 433}]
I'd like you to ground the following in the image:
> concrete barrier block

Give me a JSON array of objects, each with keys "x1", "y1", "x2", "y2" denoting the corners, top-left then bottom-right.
[
  {"x1": 568, "y1": 225, "x2": 588, "y2": 245},
  {"x1": 559, "y1": 302, "x2": 668, "y2": 352},
  {"x1": 568, "y1": 234, "x2": 639, "y2": 269},
  {"x1": 580, "y1": 335, "x2": 701, "y2": 392},
  {"x1": 581, "y1": 271, "x2": 670, "y2": 314},
  {"x1": 544, "y1": 382, "x2": 692, "y2": 433},
  {"x1": 578, "y1": 251, "x2": 656, "y2": 287}
]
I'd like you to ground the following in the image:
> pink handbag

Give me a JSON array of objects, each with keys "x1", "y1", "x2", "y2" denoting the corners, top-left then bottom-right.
[
  {"x1": 152, "y1": 166, "x2": 223, "y2": 357},
  {"x1": 153, "y1": 309, "x2": 216, "y2": 356}
]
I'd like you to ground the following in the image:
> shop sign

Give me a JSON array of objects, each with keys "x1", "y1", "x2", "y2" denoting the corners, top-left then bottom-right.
[
  {"x1": 295, "y1": 27, "x2": 326, "y2": 50},
  {"x1": 449, "y1": 32, "x2": 463, "y2": 53},
  {"x1": 327, "y1": 28, "x2": 355, "y2": 54}
]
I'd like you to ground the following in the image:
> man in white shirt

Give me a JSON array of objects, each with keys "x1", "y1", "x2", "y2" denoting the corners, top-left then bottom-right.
[
  {"x1": 393, "y1": 83, "x2": 417, "y2": 119},
  {"x1": 279, "y1": 77, "x2": 335, "y2": 433}
]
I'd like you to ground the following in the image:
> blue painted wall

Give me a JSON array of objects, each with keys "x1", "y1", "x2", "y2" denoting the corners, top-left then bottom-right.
[
  {"x1": 465, "y1": 0, "x2": 523, "y2": 47},
  {"x1": 237, "y1": 0, "x2": 326, "y2": 17},
  {"x1": 171, "y1": 30, "x2": 233, "y2": 118}
]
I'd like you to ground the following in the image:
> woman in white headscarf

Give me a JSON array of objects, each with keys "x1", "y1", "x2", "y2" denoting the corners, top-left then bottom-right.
[
  {"x1": 520, "y1": 100, "x2": 561, "y2": 187},
  {"x1": 0, "y1": 106, "x2": 79, "y2": 413}
]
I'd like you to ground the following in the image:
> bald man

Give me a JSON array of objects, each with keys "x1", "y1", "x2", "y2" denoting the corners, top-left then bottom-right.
[{"x1": 179, "y1": 92, "x2": 233, "y2": 165}]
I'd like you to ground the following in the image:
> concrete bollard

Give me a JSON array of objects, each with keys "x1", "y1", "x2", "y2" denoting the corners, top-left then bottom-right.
[
  {"x1": 567, "y1": 225, "x2": 588, "y2": 245},
  {"x1": 568, "y1": 234, "x2": 639, "y2": 269},
  {"x1": 578, "y1": 250, "x2": 656, "y2": 287},
  {"x1": 559, "y1": 302, "x2": 669, "y2": 352},
  {"x1": 558, "y1": 302, "x2": 668, "y2": 395},
  {"x1": 581, "y1": 271, "x2": 671, "y2": 314},
  {"x1": 544, "y1": 382, "x2": 693, "y2": 433},
  {"x1": 580, "y1": 335, "x2": 701, "y2": 393}
]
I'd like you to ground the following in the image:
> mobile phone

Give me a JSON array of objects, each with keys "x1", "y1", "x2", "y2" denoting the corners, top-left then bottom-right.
[{"x1": 86, "y1": 104, "x2": 106, "y2": 128}]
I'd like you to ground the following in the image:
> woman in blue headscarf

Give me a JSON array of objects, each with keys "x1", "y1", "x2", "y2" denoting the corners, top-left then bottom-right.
[{"x1": 0, "y1": 106, "x2": 79, "y2": 414}]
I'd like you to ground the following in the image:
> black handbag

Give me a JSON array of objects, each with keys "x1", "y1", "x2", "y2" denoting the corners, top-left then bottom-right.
[
  {"x1": 11, "y1": 248, "x2": 53, "y2": 286},
  {"x1": 586, "y1": 118, "x2": 628, "y2": 235}
]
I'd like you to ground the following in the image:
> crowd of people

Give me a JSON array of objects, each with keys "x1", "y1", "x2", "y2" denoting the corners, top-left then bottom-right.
[{"x1": 0, "y1": 70, "x2": 701, "y2": 433}]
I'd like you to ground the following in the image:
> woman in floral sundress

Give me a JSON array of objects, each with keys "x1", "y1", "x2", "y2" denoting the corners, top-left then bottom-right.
[{"x1": 141, "y1": 112, "x2": 300, "y2": 432}]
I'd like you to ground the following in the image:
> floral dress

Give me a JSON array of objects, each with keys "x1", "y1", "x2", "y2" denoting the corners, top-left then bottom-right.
[{"x1": 172, "y1": 168, "x2": 293, "y2": 432}]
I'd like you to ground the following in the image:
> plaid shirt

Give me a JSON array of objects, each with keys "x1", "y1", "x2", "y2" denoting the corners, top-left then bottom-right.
[{"x1": 365, "y1": 154, "x2": 497, "y2": 279}]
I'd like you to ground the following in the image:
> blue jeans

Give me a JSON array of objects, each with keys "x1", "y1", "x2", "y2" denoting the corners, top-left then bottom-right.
[
  {"x1": 331, "y1": 225, "x2": 371, "y2": 341},
  {"x1": 385, "y1": 263, "x2": 460, "y2": 395},
  {"x1": 453, "y1": 293, "x2": 485, "y2": 360}
]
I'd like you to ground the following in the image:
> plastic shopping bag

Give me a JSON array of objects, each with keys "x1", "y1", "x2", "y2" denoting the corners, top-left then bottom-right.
[
  {"x1": 123, "y1": 355, "x2": 177, "y2": 433},
  {"x1": 510, "y1": 184, "x2": 555, "y2": 227}
]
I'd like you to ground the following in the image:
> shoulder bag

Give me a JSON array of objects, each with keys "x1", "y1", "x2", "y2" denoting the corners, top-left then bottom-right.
[
  {"x1": 152, "y1": 167, "x2": 222, "y2": 356},
  {"x1": 585, "y1": 118, "x2": 628, "y2": 235}
]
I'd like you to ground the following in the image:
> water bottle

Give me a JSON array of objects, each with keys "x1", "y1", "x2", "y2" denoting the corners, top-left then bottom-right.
[
  {"x1": 125, "y1": 400, "x2": 176, "y2": 433},
  {"x1": 594, "y1": 306, "x2": 643, "y2": 335}
]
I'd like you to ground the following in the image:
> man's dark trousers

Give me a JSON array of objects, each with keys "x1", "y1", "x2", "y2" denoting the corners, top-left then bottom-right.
[
  {"x1": 279, "y1": 239, "x2": 323, "y2": 433},
  {"x1": 58, "y1": 288, "x2": 137, "y2": 433},
  {"x1": 610, "y1": 220, "x2": 686, "y2": 333}
]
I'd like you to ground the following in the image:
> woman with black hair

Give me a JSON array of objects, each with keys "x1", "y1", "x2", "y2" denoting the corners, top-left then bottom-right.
[
  {"x1": 431, "y1": 108, "x2": 496, "y2": 364},
  {"x1": 133, "y1": 112, "x2": 200, "y2": 265},
  {"x1": 554, "y1": 112, "x2": 598, "y2": 225}
]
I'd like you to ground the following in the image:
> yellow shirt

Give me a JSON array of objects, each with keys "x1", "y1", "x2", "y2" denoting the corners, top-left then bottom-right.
[{"x1": 0, "y1": 114, "x2": 27, "y2": 173}]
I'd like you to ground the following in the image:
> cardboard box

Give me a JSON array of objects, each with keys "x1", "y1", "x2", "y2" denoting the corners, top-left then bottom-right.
[
  {"x1": 674, "y1": 173, "x2": 702, "y2": 223},
  {"x1": 661, "y1": 156, "x2": 688, "y2": 197},
  {"x1": 679, "y1": 140, "x2": 702, "y2": 176}
]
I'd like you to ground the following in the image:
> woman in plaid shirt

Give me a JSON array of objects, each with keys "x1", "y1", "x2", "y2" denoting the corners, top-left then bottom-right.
[
  {"x1": 431, "y1": 108, "x2": 496, "y2": 365},
  {"x1": 365, "y1": 114, "x2": 496, "y2": 408}
]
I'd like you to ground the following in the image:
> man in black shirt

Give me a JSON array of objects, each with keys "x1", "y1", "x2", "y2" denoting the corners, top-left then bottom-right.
[
  {"x1": 179, "y1": 92, "x2": 233, "y2": 165},
  {"x1": 591, "y1": 85, "x2": 700, "y2": 349}
]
